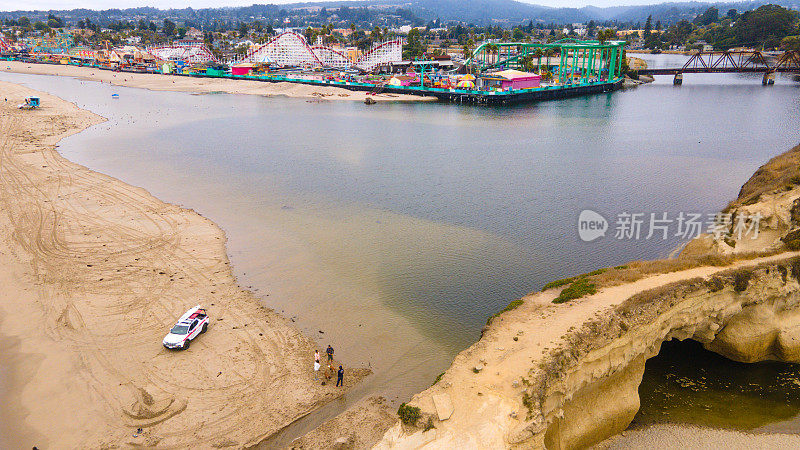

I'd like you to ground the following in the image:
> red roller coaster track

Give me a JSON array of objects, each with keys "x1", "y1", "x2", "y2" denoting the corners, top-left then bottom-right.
[
  {"x1": 241, "y1": 31, "x2": 323, "y2": 66},
  {"x1": 0, "y1": 34, "x2": 11, "y2": 52},
  {"x1": 238, "y1": 32, "x2": 402, "y2": 70},
  {"x1": 309, "y1": 44, "x2": 351, "y2": 66},
  {"x1": 353, "y1": 39, "x2": 402, "y2": 70},
  {"x1": 146, "y1": 42, "x2": 219, "y2": 63}
]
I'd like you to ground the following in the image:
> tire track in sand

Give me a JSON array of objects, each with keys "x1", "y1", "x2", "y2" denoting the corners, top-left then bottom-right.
[{"x1": 0, "y1": 81, "x2": 366, "y2": 448}]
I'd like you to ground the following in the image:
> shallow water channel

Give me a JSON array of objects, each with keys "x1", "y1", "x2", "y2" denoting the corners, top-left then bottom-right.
[{"x1": 2, "y1": 58, "x2": 800, "y2": 437}]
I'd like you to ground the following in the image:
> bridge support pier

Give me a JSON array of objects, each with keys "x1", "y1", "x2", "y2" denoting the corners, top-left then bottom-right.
[
  {"x1": 763, "y1": 71, "x2": 775, "y2": 85},
  {"x1": 673, "y1": 72, "x2": 683, "y2": 85}
]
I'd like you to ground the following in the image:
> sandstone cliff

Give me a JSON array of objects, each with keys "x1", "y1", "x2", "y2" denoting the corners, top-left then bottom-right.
[{"x1": 373, "y1": 144, "x2": 800, "y2": 449}]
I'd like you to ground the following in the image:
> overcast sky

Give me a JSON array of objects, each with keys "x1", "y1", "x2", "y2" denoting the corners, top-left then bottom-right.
[{"x1": 0, "y1": 0, "x2": 716, "y2": 12}]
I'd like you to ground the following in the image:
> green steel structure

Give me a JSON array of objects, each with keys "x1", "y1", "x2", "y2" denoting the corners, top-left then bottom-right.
[{"x1": 466, "y1": 39, "x2": 626, "y2": 84}]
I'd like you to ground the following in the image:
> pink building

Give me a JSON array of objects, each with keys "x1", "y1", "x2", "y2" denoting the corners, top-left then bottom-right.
[
  {"x1": 481, "y1": 69, "x2": 541, "y2": 90},
  {"x1": 231, "y1": 63, "x2": 255, "y2": 75}
]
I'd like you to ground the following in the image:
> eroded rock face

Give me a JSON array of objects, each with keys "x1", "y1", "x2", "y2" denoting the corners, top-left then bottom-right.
[
  {"x1": 543, "y1": 354, "x2": 645, "y2": 450},
  {"x1": 692, "y1": 192, "x2": 799, "y2": 256},
  {"x1": 374, "y1": 258, "x2": 800, "y2": 450},
  {"x1": 546, "y1": 263, "x2": 800, "y2": 449},
  {"x1": 708, "y1": 303, "x2": 785, "y2": 362}
]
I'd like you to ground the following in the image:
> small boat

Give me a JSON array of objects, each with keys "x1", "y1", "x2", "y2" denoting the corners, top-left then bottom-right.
[{"x1": 111, "y1": 93, "x2": 120, "y2": 99}]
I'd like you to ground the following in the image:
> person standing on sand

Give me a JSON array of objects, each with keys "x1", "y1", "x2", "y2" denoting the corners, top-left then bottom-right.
[
  {"x1": 314, "y1": 350, "x2": 320, "y2": 364},
  {"x1": 326, "y1": 345, "x2": 334, "y2": 362},
  {"x1": 314, "y1": 360, "x2": 320, "y2": 380},
  {"x1": 336, "y1": 366, "x2": 344, "y2": 387}
]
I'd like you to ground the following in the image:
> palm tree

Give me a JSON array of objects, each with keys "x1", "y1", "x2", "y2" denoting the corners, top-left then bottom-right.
[
  {"x1": 486, "y1": 43, "x2": 499, "y2": 66},
  {"x1": 534, "y1": 47, "x2": 544, "y2": 73},
  {"x1": 544, "y1": 47, "x2": 556, "y2": 66}
]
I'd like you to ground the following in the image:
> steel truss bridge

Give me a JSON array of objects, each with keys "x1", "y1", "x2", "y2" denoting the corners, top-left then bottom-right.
[
  {"x1": 639, "y1": 50, "x2": 800, "y2": 79},
  {"x1": 466, "y1": 39, "x2": 627, "y2": 82}
]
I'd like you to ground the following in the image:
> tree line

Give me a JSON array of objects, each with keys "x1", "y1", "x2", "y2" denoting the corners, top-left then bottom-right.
[{"x1": 641, "y1": 4, "x2": 799, "y2": 51}]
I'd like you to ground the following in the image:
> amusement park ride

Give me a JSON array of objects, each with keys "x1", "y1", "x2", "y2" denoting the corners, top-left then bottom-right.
[
  {"x1": 147, "y1": 40, "x2": 220, "y2": 64},
  {"x1": 233, "y1": 31, "x2": 402, "y2": 71},
  {"x1": 143, "y1": 32, "x2": 403, "y2": 70},
  {"x1": 0, "y1": 34, "x2": 9, "y2": 52},
  {"x1": 467, "y1": 39, "x2": 627, "y2": 84},
  {"x1": 2, "y1": 29, "x2": 401, "y2": 71},
  {"x1": 22, "y1": 32, "x2": 75, "y2": 54},
  {"x1": 3, "y1": 26, "x2": 796, "y2": 105}
]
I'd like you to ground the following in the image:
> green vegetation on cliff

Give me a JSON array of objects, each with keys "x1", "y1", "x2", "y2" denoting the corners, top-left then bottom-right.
[
  {"x1": 398, "y1": 403, "x2": 421, "y2": 426},
  {"x1": 553, "y1": 278, "x2": 598, "y2": 304}
]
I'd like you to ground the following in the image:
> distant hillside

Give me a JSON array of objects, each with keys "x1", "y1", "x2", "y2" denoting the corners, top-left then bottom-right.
[
  {"x1": 277, "y1": 0, "x2": 800, "y2": 24},
  {"x1": 1, "y1": 0, "x2": 799, "y2": 27},
  {"x1": 401, "y1": 0, "x2": 800, "y2": 24},
  {"x1": 391, "y1": 0, "x2": 589, "y2": 24},
  {"x1": 583, "y1": 1, "x2": 800, "y2": 23}
]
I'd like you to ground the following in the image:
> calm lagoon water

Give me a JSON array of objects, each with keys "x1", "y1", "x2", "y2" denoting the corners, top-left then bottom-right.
[
  {"x1": 638, "y1": 339, "x2": 800, "y2": 430},
  {"x1": 2, "y1": 60, "x2": 799, "y2": 424}
]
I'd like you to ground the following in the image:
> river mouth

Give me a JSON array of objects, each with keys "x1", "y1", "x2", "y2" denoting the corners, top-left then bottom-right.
[
  {"x1": 635, "y1": 339, "x2": 800, "y2": 430},
  {"x1": 1, "y1": 64, "x2": 800, "y2": 437}
]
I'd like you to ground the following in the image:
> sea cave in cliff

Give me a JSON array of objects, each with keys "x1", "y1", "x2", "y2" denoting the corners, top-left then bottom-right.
[{"x1": 635, "y1": 338, "x2": 800, "y2": 431}]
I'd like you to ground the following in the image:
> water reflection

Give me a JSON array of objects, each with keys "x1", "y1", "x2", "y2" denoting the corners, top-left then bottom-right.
[{"x1": 637, "y1": 339, "x2": 800, "y2": 429}]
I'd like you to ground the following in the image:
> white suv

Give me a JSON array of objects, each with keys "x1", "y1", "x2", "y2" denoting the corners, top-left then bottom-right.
[{"x1": 163, "y1": 305, "x2": 209, "y2": 350}]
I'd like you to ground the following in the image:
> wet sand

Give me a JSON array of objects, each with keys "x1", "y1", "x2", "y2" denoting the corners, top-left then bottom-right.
[
  {"x1": 0, "y1": 69, "x2": 461, "y2": 448},
  {"x1": 597, "y1": 424, "x2": 800, "y2": 449},
  {"x1": 0, "y1": 60, "x2": 434, "y2": 102},
  {"x1": 0, "y1": 80, "x2": 368, "y2": 447}
]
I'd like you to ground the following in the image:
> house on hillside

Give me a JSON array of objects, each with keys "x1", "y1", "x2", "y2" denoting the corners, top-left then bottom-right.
[
  {"x1": 186, "y1": 27, "x2": 203, "y2": 40},
  {"x1": 696, "y1": 40, "x2": 714, "y2": 52}
]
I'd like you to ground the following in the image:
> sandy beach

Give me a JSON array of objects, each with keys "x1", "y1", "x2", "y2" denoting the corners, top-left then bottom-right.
[
  {"x1": 0, "y1": 80, "x2": 369, "y2": 448},
  {"x1": 0, "y1": 60, "x2": 435, "y2": 102},
  {"x1": 597, "y1": 424, "x2": 800, "y2": 449}
]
